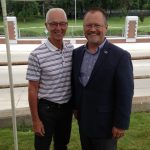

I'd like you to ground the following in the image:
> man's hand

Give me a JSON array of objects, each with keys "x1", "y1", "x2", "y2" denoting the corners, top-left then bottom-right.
[
  {"x1": 112, "y1": 126, "x2": 125, "y2": 139},
  {"x1": 33, "y1": 119, "x2": 45, "y2": 136},
  {"x1": 73, "y1": 110, "x2": 79, "y2": 120}
]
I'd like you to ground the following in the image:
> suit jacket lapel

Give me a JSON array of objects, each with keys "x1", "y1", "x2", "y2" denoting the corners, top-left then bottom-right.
[{"x1": 76, "y1": 45, "x2": 86, "y2": 81}]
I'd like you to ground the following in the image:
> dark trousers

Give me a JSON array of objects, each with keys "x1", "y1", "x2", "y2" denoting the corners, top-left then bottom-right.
[
  {"x1": 79, "y1": 129, "x2": 117, "y2": 150},
  {"x1": 80, "y1": 137, "x2": 117, "y2": 150},
  {"x1": 34, "y1": 99, "x2": 72, "y2": 150}
]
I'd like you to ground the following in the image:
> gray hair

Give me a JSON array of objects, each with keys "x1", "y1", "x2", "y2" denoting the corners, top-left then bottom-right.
[{"x1": 46, "y1": 8, "x2": 67, "y2": 23}]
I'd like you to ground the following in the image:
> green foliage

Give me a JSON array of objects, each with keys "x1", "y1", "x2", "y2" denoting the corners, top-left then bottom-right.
[
  {"x1": 0, "y1": 0, "x2": 150, "y2": 20},
  {"x1": 19, "y1": 28, "x2": 46, "y2": 38},
  {"x1": 55, "y1": 0, "x2": 75, "y2": 19},
  {"x1": 0, "y1": 26, "x2": 4, "y2": 35},
  {"x1": 0, "y1": 17, "x2": 150, "y2": 37},
  {"x1": 5, "y1": 1, "x2": 39, "y2": 22},
  {"x1": 0, "y1": 113, "x2": 150, "y2": 150},
  {"x1": 17, "y1": 2, "x2": 39, "y2": 22},
  {"x1": 66, "y1": 26, "x2": 84, "y2": 37},
  {"x1": 139, "y1": 11, "x2": 145, "y2": 23},
  {"x1": 143, "y1": 2, "x2": 150, "y2": 9},
  {"x1": 118, "y1": 112, "x2": 150, "y2": 150}
]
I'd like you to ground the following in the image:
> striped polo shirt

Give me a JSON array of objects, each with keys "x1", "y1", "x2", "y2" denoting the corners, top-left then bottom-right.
[{"x1": 26, "y1": 39, "x2": 74, "y2": 104}]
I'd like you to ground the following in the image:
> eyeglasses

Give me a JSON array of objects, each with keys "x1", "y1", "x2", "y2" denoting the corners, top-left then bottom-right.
[
  {"x1": 85, "y1": 24, "x2": 105, "y2": 29},
  {"x1": 47, "y1": 22, "x2": 68, "y2": 28}
]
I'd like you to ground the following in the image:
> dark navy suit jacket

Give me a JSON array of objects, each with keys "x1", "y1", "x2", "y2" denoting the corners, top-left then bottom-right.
[{"x1": 72, "y1": 40, "x2": 134, "y2": 138}]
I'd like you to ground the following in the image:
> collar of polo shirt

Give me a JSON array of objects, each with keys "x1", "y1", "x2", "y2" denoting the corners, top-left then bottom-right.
[{"x1": 45, "y1": 39, "x2": 67, "y2": 51}]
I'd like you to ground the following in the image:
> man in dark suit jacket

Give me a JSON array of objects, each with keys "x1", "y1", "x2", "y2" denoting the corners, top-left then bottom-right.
[{"x1": 72, "y1": 8, "x2": 134, "y2": 150}]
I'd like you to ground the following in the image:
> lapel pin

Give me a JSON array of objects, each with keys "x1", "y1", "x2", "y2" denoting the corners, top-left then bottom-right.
[{"x1": 104, "y1": 50, "x2": 108, "y2": 54}]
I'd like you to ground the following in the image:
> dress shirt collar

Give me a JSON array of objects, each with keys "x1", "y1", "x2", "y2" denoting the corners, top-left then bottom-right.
[{"x1": 85, "y1": 38, "x2": 107, "y2": 54}]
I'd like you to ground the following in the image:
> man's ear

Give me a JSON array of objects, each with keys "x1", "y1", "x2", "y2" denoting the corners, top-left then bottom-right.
[
  {"x1": 45, "y1": 22, "x2": 48, "y2": 29},
  {"x1": 105, "y1": 24, "x2": 108, "y2": 30}
]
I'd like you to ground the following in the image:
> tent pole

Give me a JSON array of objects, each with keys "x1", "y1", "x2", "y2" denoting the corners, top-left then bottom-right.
[{"x1": 0, "y1": 0, "x2": 18, "y2": 150}]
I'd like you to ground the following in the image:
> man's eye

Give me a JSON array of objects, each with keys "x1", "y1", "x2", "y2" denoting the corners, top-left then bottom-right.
[
  {"x1": 51, "y1": 23, "x2": 57, "y2": 26},
  {"x1": 60, "y1": 23, "x2": 66, "y2": 25},
  {"x1": 95, "y1": 25, "x2": 100, "y2": 28},
  {"x1": 86, "y1": 25, "x2": 92, "y2": 28}
]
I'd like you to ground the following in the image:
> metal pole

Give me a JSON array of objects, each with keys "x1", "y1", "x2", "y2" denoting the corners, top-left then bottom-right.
[
  {"x1": 0, "y1": 0, "x2": 18, "y2": 150},
  {"x1": 75, "y1": 0, "x2": 76, "y2": 25}
]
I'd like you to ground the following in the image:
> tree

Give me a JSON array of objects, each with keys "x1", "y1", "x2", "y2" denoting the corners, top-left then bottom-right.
[
  {"x1": 5, "y1": 1, "x2": 39, "y2": 22},
  {"x1": 0, "y1": 2, "x2": 2, "y2": 17},
  {"x1": 1, "y1": 0, "x2": 149, "y2": 19},
  {"x1": 55, "y1": 0, "x2": 75, "y2": 19},
  {"x1": 17, "y1": 1, "x2": 39, "y2": 22}
]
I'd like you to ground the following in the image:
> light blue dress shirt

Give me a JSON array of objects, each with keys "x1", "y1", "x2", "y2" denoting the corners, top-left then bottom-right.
[{"x1": 80, "y1": 39, "x2": 106, "y2": 86}]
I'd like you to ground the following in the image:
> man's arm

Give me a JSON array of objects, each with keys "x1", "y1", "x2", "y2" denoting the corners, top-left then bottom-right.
[
  {"x1": 28, "y1": 80, "x2": 45, "y2": 136},
  {"x1": 113, "y1": 51, "x2": 134, "y2": 138}
]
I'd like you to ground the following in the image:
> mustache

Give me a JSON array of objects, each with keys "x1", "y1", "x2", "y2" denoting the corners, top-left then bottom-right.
[{"x1": 87, "y1": 32, "x2": 99, "y2": 35}]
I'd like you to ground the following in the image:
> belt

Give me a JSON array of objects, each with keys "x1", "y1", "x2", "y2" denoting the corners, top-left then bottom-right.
[{"x1": 39, "y1": 98, "x2": 70, "y2": 109}]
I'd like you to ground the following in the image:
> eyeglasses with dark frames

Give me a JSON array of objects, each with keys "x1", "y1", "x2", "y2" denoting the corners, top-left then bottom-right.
[
  {"x1": 47, "y1": 22, "x2": 68, "y2": 28},
  {"x1": 85, "y1": 24, "x2": 105, "y2": 29}
]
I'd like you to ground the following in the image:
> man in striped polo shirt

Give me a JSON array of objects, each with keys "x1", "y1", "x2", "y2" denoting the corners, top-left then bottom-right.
[{"x1": 26, "y1": 8, "x2": 74, "y2": 150}]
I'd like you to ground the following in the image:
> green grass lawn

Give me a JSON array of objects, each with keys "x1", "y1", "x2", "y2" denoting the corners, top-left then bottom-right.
[
  {"x1": 0, "y1": 112, "x2": 150, "y2": 150},
  {"x1": 0, "y1": 16, "x2": 150, "y2": 37}
]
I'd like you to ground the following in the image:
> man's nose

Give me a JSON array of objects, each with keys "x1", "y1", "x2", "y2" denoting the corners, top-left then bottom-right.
[
  {"x1": 55, "y1": 24, "x2": 61, "y2": 29},
  {"x1": 90, "y1": 25, "x2": 96, "y2": 31}
]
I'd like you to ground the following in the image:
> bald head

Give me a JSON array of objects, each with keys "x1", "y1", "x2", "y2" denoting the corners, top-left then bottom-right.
[{"x1": 46, "y1": 8, "x2": 67, "y2": 23}]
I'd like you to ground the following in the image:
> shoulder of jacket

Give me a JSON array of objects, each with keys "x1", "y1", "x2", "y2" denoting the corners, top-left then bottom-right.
[
  {"x1": 108, "y1": 42, "x2": 130, "y2": 55},
  {"x1": 74, "y1": 44, "x2": 85, "y2": 51}
]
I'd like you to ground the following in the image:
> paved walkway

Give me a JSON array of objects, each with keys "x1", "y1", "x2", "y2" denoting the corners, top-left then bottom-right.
[{"x1": 0, "y1": 43, "x2": 150, "y2": 114}]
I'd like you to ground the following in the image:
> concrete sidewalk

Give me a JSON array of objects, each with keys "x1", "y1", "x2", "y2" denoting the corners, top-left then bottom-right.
[
  {"x1": 0, "y1": 87, "x2": 150, "y2": 111},
  {"x1": 0, "y1": 88, "x2": 150, "y2": 128},
  {"x1": 0, "y1": 42, "x2": 150, "y2": 127}
]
